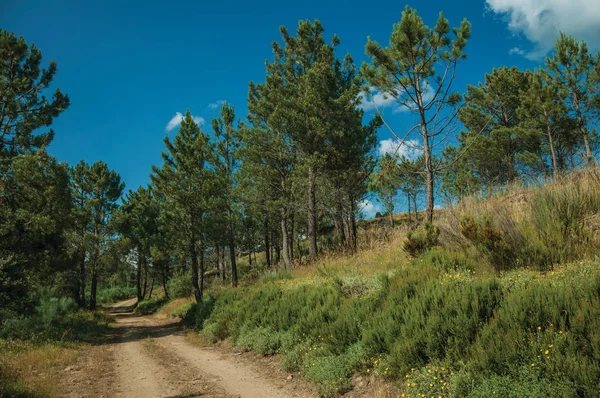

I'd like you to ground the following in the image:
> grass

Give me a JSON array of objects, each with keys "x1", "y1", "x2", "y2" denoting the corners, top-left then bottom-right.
[{"x1": 0, "y1": 340, "x2": 80, "y2": 397}]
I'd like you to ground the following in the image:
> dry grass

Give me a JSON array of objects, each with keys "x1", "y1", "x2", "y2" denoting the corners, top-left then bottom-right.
[
  {"x1": 0, "y1": 340, "x2": 81, "y2": 396},
  {"x1": 158, "y1": 296, "x2": 195, "y2": 319},
  {"x1": 292, "y1": 229, "x2": 410, "y2": 281}
]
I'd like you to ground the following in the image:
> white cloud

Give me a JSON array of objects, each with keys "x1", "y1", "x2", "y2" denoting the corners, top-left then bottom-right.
[
  {"x1": 358, "y1": 87, "x2": 398, "y2": 112},
  {"x1": 165, "y1": 112, "x2": 205, "y2": 132},
  {"x1": 508, "y1": 47, "x2": 526, "y2": 56},
  {"x1": 486, "y1": 0, "x2": 600, "y2": 59},
  {"x1": 359, "y1": 84, "x2": 436, "y2": 114},
  {"x1": 378, "y1": 138, "x2": 423, "y2": 160},
  {"x1": 359, "y1": 199, "x2": 380, "y2": 219},
  {"x1": 208, "y1": 100, "x2": 226, "y2": 109}
]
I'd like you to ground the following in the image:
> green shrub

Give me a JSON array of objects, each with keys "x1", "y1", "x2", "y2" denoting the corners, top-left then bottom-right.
[
  {"x1": 166, "y1": 272, "x2": 192, "y2": 299},
  {"x1": 304, "y1": 354, "x2": 352, "y2": 397},
  {"x1": 418, "y1": 246, "x2": 478, "y2": 273},
  {"x1": 259, "y1": 269, "x2": 293, "y2": 284},
  {"x1": 459, "y1": 216, "x2": 514, "y2": 271},
  {"x1": 134, "y1": 297, "x2": 168, "y2": 315},
  {"x1": 529, "y1": 182, "x2": 600, "y2": 266},
  {"x1": 236, "y1": 326, "x2": 282, "y2": 355},
  {"x1": 403, "y1": 222, "x2": 440, "y2": 257},
  {"x1": 0, "y1": 295, "x2": 110, "y2": 342},
  {"x1": 469, "y1": 276, "x2": 600, "y2": 396},
  {"x1": 96, "y1": 286, "x2": 137, "y2": 304}
]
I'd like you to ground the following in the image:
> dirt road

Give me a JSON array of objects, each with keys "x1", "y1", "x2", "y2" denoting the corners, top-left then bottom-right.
[{"x1": 61, "y1": 299, "x2": 315, "y2": 398}]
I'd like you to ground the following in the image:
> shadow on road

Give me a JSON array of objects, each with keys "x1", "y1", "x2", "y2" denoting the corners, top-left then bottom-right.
[{"x1": 96, "y1": 300, "x2": 185, "y2": 345}]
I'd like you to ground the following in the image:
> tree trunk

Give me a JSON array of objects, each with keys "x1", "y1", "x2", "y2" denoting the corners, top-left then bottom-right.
[
  {"x1": 221, "y1": 247, "x2": 226, "y2": 281},
  {"x1": 90, "y1": 268, "x2": 97, "y2": 311},
  {"x1": 136, "y1": 248, "x2": 143, "y2": 303},
  {"x1": 90, "y1": 228, "x2": 99, "y2": 311},
  {"x1": 281, "y1": 210, "x2": 291, "y2": 267},
  {"x1": 417, "y1": 79, "x2": 435, "y2": 224},
  {"x1": 228, "y1": 207, "x2": 238, "y2": 288},
  {"x1": 264, "y1": 212, "x2": 271, "y2": 268},
  {"x1": 413, "y1": 193, "x2": 418, "y2": 221},
  {"x1": 407, "y1": 192, "x2": 412, "y2": 223},
  {"x1": 307, "y1": 166, "x2": 318, "y2": 263},
  {"x1": 79, "y1": 248, "x2": 86, "y2": 308},
  {"x1": 162, "y1": 263, "x2": 170, "y2": 301},
  {"x1": 275, "y1": 239, "x2": 281, "y2": 265},
  {"x1": 573, "y1": 94, "x2": 595, "y2": 166},
  {"x1": 141, "y1": 254, "x2": 148, "y2": 299},
  {"x1": 190, "y1": 233, "x2": 202, "y2": 303},
  {"x1": 199, "y1": 242, "x2": 205, "y2": 298},
  {"x1": 349, "y1": 198, "x2": 357, "y2": 251},
  {"x1": 148, "y1": 277, "x2": 154, "y2": 299},
  {"x1": 334, "y1": 199, "x2": 346, "y2": 245},
  {"x1": 248, "y1": 251, "x2": 252, "y2": 265},
  {"x1": 289, "y1": 213, "x2": 295, "y2": 260},
  {"x1": 545, "y1": 114, "x2": 559, "y2": 180}
]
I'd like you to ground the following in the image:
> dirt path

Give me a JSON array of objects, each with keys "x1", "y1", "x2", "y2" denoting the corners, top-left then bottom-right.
[{"x1": 61, "y1": 299, "x2": 315, "y2": 398}]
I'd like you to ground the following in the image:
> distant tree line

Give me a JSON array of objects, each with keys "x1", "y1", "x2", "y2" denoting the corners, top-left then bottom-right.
[{"x1": 1, "y1": 6, "x2": 599, "y2": 311}]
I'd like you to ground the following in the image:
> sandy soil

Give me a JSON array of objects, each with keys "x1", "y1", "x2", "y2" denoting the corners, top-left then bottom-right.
[{"x1": 59, "y1": 298, "x2": 317, "y2": 398}]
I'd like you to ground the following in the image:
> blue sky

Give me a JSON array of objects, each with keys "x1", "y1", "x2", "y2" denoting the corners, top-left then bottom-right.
[{"x1": 2, "y1": 0, "x2": 599, "y2": 216}]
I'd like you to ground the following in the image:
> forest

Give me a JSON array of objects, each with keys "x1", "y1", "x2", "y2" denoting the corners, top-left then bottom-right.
[{"x1": 2, "y1": 5, "x2": 600, "y2": 398}]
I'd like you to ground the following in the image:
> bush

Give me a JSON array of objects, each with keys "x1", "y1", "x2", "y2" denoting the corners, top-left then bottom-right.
[
  {"x1": 403, "y1": 223, "x2": 440, "y2": 257},
  {"x1": 97, "y1": 286, "x2": 137, "y2": 304},
  {"x1": 418, "y1": 247, "x2": 478, "y2": 274},
  {"x1": 529, "y1": 182, "x2": 600, "y2": 265},
  {"x1": 259, "y1": 269, "x2": 293, "y2": 284},
  {"x1": 0, "y1": 295, "x2": 110, "y2": 342},
  {"x1": 468, "y1": 276, "x2": 600, "y2": 396},
  {"x1": 134, "y1": 297, "x2": 168, "y2": 315},
  {"x1": 166, "y1": 272, "x2": 192, "y2": 299},
  {"x1": 236, "y1": 326, "x2": 282, "y2": 355}
]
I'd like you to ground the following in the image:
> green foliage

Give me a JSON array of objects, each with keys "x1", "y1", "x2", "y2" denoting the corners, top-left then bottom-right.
[
  {"x1": 0, "y1": 29, "x2": 69, "y2": 157},
  {"x1": 0, "y1": 294, "x2": 110, "y2": 342},
  {"x1": 236, "y1": 326, "x2": 283, "y2": 355},
  {"x1": 530, "y1": 180, "x2": 600, "y2": 264},
  {"x1": 459, "y1": 216, "x2": 513, "y2": 270},
  {"x1": 134, "y1": 297, "x2": 168, "y2": 315},
  {"x1": 259, "y1": 269, "x2": 293, "y2": 284},
  {"x1": 469, "y1": 276, "x2": 600, "y2": 396},
  {"x1": 417, "y1": 247, "x2": 478, "y2": 273},
  {"x1": 166, "y1": 272, "x2": 193, "y2": 299},
  {"x1": 96, "y1": 286, "x2": 137, "y2": 304},
  {"x1": 403, "y1": 222, "x2": 440, "y2": 257}
]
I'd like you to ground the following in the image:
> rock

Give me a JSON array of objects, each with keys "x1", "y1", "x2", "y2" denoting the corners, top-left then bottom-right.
[
  {"x1": 63, "y1": 366, "x2": 73, "y2": 372},
  {"x1": 358, "y1": 381, "x2": 365, "y2": 387},
  {"x1": 286, "y1": 375, "x2": 293, "y2": 381}
]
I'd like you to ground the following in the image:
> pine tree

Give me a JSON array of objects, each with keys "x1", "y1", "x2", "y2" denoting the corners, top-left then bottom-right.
[
  {"x1": 0, "y1": 152, "x2": 72, "y2": 313},
  {"x1": 518, "y1": 70, "x2": 578, "y2": 179},
  {"x1": 212, "y1": 102, "x2": 241, "y2": 287},
  {"x1": 118, "y1": 186, "x2": 159, "y2": 302},
  {"x1": 458, "y1": 67, "x2": 540, "y2": 187},
  {"x1": 86, "y1": 161, "x2": 124, "y2": 310},
  {"x1": 70, "y1": 161, "x2": 92, "y2": 307},
  {"x1": 151, "y1": 110, "x2": 217, "y2": 302},
  {"x1": 0, "y1": 30, "x2": 69, "y2": 158},
  {"x1": 546, "y1": 33, "x2": 598, "y2": 166},
  {"x1": 370, "y1": 153, "x2": 400, "y2": 226},
  {"x1": 361, "y1": 6, "x2": 471, "y2": 223}
]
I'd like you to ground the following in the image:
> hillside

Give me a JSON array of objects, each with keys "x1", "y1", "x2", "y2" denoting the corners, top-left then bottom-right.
[{"x1": 137, "y1": 168, "x2": 600, "y2": 397}]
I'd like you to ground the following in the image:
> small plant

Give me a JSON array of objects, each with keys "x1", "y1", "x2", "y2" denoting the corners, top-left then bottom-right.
[
  {"x1": 403, "y1": 222, "x2": 440, "y2": 257},
  {"x1": 166, "y1": 272, "x2": 193, "y2": 299},
  {"x1": 135, "y1": 297, "x2": 168, "y2": 315}
]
